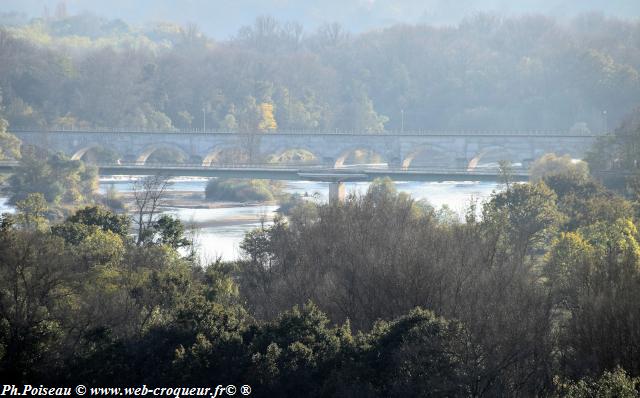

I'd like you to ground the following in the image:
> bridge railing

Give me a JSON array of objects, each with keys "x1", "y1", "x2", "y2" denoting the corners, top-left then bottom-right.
[
  {"x1": 107, "y1": 162, "x2": 326, "y2": 169},
  {"x1": 8, "y1": 127, "x2": 601, "y2": 137}
]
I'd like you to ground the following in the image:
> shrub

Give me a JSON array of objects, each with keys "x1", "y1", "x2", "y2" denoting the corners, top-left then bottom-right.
[{"x1": 205, "y1": 178, "x2": 282, "y2": 202}]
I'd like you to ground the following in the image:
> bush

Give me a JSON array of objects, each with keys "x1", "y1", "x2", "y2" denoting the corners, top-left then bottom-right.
[
  {"x1": 530, "y1": 153, "x2": 589, "y2": 183},
  {"x1": 205, "y1": 178, "x2": 282, "y2": 202}
]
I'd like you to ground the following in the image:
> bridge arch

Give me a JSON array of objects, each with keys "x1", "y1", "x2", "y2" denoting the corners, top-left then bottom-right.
[
  {"x1": 264, "y1": 146, "x2": 319, "y2": 165},
  {"x1": 401, "y1": 145, "x2": 452, "y2": 170},
  {"x1": 71, "y1": 144, "x2": 120, "y2": 163},
  {"x1": 334, "y1": 147, "x2": 389, "y2": 168},
  {"x1": 202, "y1": 145, "x2": 249, "y2": 166},
  {"x1": 136, "y1": 143, "x2": 191, "y2": 165},
  {"x1": 72, "y1": 144, "x2": 102, "y2": 160},
  {"x1": 467, "y1": 146, "x2": 515, "y2": 171}
]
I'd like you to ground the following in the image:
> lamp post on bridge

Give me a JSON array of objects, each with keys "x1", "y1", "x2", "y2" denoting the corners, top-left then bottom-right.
[
  {"x1": 401, "y1": 109, "x2": 404, "y2": 133},
  {"x1": 202, "y1": 107, "x2": 206, "y2": 132}
]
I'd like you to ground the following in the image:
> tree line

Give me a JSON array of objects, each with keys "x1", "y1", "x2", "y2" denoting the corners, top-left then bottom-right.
[{"x1": 0, "y1": 13, "x2": 639, "y2": 133}]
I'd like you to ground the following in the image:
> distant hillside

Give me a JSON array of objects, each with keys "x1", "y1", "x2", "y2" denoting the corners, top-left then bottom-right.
[{"x1": 0, "y1": 13, "x2": 639, "y2": 134}]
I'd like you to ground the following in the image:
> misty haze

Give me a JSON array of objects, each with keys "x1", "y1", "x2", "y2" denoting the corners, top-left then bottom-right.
[{"x1": 0, "y1": 1, "x2": 640, "y2": 396}]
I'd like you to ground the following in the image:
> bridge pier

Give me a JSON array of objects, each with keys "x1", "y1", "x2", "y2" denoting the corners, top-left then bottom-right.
[{"x1": 329, "y1": 181, "x2": 346, "y2": 203}]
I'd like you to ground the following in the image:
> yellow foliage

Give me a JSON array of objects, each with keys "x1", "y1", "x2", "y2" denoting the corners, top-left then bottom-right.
[
  {"x1": 259, "y1": 102, "x2": 277, "y2": 131},
  {"x1": 544, "y1": 231, "x2": 594, "y2": 288},
  {"x1": 79, "y1": 229, "x2": 125, "y2": 267},
  {"x1": 8, "y1": 24, "x2": 53, "y2": 46},
  {"x1": 54, "y1": 115, "x2": 78, "y2": 129},
  {"x1": 578, "y1": 218, "x2": 640, "y2": 264}
]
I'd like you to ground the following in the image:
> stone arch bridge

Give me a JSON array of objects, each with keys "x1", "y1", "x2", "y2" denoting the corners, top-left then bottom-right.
[{"x1": 11, "y1": 129, "x2": 599, "y2": 170}]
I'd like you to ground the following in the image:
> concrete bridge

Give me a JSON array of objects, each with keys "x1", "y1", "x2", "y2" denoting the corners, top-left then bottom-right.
[{"x1": 10, "y1": 129, "x2": 599, "y2": 170}]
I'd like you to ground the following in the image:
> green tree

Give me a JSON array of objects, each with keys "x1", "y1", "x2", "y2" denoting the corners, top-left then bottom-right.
[
  {"x1": 205, "y1": 178, "x2": 281, "y2": 202},
  {"x1": 554, "y1": 367, "x2": 640, "y2": 398},
  {"x1": 335, "y1": 85, "x2": 388, "y2": 132},
  {"x1": 50, "y1": 220, "x2": 92, "y2": 245},
  {"x1": 150, "y1": 215, "x2": 190, "y2": 250},
  {"x1": 0, "y1": 118, "x2": 20, "y2": 160},
  {"x1": 545, "y1": 218, "x2": 640, "y2": 378},
  {"x1": 355, "y1": 308, "x2": 472, "y2": 397},
  {"x1": 15, "y1": 193, "x2": 48, "y2": 230},
  {"x1": 66, "y1": 206, "x2": 130, "y2": 239},
  {"x1": 530, "y1": 153, "x2": 590, "y2": 183},
  {"x1": 8, "y1": 148, "x2": 98, "y2": 207},
  {"x1": 53, "y1": 198, "x2": 130, "y2": 249},
  {"x1": 543, "y1": 172, "x2": 634, "y2": 231},
  {"x1": 0, "y1": 224, "x2": 71, "y2": 381},
  {"x1": 245, "y1": 302, "x2": 350, "y2": 397},
  {"x1": 483, "y1": 182, "x2": 561, "y2": 255}
]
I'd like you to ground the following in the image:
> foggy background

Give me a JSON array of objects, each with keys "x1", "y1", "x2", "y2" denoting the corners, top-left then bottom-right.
[{"x1": 2, "y1": 0, "x2": 639, "y2": 38}]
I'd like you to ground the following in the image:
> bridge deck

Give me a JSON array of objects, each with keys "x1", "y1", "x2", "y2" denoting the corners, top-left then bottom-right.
[{"x1": 0, "y1": 161, "x2": 527, "y2": 182}]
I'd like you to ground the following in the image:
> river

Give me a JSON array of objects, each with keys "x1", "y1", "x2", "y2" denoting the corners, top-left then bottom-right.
[{"x1": 0, "y1": 179, "x2": 501, "y2": 262}]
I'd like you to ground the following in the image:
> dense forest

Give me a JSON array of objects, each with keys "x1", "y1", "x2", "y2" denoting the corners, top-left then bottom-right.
[
  {"x1": 3, "y1": 159, "x2": 640, "y2": 395},
  {"x1": 0, "y1": 12, "x2": 639, "y2": 132}
]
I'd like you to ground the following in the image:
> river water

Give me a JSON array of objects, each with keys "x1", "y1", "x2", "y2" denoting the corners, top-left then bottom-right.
[{"x1": 1, "y1": 179, "x2": 501, "y2": 262}]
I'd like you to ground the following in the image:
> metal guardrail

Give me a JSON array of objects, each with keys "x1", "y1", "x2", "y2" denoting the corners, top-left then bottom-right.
[{"x1": 8, "y1": 127, "x2": 601, "y2": 137}]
